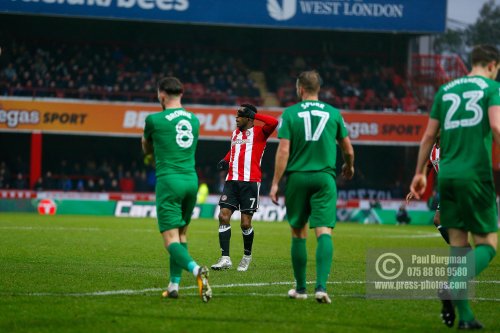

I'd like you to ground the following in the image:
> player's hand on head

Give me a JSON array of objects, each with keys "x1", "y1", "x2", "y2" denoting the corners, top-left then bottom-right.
[
  {"x1": 217, "y1": 159, "x2": 229, "y2": 171},
  {"x1": 270, "y1": 184, "x2": 280, "y2": 205},
  {"x1": 409, "y1": 174, "x2": 427, "y2": 200},
  {"x1": 341, "y1": 163, "x2": 354, "y2": 180},
  {"x1": 238, "y1": 104, "x2": 257, "y2": 119}
]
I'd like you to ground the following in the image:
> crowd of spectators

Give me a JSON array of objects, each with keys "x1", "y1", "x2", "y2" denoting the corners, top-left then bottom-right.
[
  {"x1": 0, "y1": 157, "x2": 233, "y2": 195},
  {"x1": 0, "y1": 159, "x2": 156, "y2": 193},
  {"x1": 1, "y1": 157, "x2": 408, "y2": 199},
  {"x1": 0, "y1": 40, "x2": 424, "y2": 111},
  {"x1": 0, "y1": 41, "x2": 262, "y2": 105},
  {"x1": 269, "y1": 54, "x2": 422, "y2": 112}
]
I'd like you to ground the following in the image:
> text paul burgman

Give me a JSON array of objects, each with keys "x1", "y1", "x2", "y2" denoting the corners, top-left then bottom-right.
[{"x1": 412, "y1": 255, "x2": 466, "y2": 265}]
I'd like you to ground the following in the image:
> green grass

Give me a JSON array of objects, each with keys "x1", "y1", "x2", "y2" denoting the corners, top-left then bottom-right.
[{"x1": 0, "y1": 213, "x2": 498, "y2": 333}]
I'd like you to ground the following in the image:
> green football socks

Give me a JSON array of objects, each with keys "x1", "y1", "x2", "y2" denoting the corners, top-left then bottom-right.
[
  {"x1": 316, "y1": 234, "x2": 333, "y2": 291},
  {"x1": 169, "y1": 242, "x2": 188, "y2": 284},
  {"x1": 472, "y1": 244, "x2": 496, "y2": 278},
  {"x1": 450, "y1": 245, "x2": 496, "y2": 322},
  {"x1": 291, "y1": 237, "x2": 307, "y2": 291},
  {"x1": 167, "y1": 242, "x2": 198, "y2": 276}
]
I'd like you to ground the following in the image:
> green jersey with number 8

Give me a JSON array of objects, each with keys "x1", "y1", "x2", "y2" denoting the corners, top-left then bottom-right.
[
  {"x1": 144, "y1": 108, "x2": 199, "y2": 177},
  {"x1": 430, "y1": 76, "x2": 500, "y2": 181},
  {"x1": 278, "y1": 100, "x2": 349, "y2": 176}
]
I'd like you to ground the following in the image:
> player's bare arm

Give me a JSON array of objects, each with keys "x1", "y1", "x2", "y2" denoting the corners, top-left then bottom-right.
[
  {"x1": 141, "y1": 136, "x2": 154, "y2": 155},
  {"x1": 410, "y1": 118, "x2": 439, "y2": 199},
  {"x1": 338, "y1": 136, "x2": 354, "y2": 180},
  {"x1": 488, "y1": 105, "x2": 500, "y2": 145},
  {"x1": 270, "y1": 138, "x2": 290, "y2": 205}
]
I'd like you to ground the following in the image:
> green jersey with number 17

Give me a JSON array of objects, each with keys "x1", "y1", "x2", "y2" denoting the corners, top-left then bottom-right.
[
  {"x1": 430, "y1": 76, "x2": 500, "y2": 181},
  {"x1": 278, "y1": 100, "x2": 349, "y2": 176},
  {"x1": 143, "y1": 108, "x2": 199, "y2": 177}
]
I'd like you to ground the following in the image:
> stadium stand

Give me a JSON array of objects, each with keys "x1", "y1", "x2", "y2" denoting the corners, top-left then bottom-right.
[
  {"x1": 0, "y1": 39, "x2": 417, "y2": 111},
  {"x1": 0, "y1": 41, "x2": 262, "y2": 106},
  {"x1": 269, "y1": 54, "x2": 414, "y2": 111}
]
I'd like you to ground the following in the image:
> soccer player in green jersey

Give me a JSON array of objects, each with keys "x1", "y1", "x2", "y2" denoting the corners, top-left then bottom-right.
[
  {"x1": 142, "y1": 77, "x2": 211, "y2": 302},
  {"x1": 270, "y1": 70, "x2": 355, "y2": 303},
  {"x1": 410, "y1": 45, "x2": 500, "y2": 329}
]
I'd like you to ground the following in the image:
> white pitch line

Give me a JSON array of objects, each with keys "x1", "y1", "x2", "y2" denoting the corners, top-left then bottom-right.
[
  {"x1": 0, "y1": 226, "x2": 101, "y2": 232},
  {"x1": 0, "y1": 226, "x2": 158, "y2": 233},
  {"x1": 0, "y1": 226, "x2": 446, "y2": 238},
  {"x1": 380, "y1": 234, "x2": 441, "y2": 239},
  {"x1": 163, "y1": 293, "x2": 500, "y2": 302},
  {"x1": 3, "y1": 280, "x2": 499, "y2": 298}
]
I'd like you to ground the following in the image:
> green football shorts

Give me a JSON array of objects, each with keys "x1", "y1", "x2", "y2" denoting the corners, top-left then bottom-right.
[
  {"x1": 439, "y1": 178, "x2": 498, "y2": 234},
  {"x1": 285, "y1": 171, "x2": 337, "y2": 229},
  {"x1": 155, "y1": 173, "x2": 198, "y2": 233}
]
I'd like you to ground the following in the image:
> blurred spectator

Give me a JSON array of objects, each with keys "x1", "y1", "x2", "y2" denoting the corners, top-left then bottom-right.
[
  {"x1": 13, "y1": 172, "x2": 27, "y2": 189},
  {"x1": 96, "y1": 178, "x2": 107, "y2": 192},
  {"x1": 76, "y1": 179, "x2": 85, "y2": 192},
  {"x1": 119, "y1": 171, "x2": 135, "y2": 192},
  {"x1": 197, "y1": 183, "x2": 209, "y2": 204},
  {"x1": 86, "y1": 179, "x2": 97, "y2": 192},
  {"x1": 396, "y1": 204, "x2": 411, "y2": 225},
  {"x1": 3, "y1": 63, "x2": 17, "y2": 80},
  {"x1": 58, "y1": 160, "x2": 69, "y2": 175},
  {"x1": 146, "y1": 169, "x2": 156, "y2": 189},
  {"x1": 84, "y1": 160, "x2": 97, "y2": 177},
  {"x1": 42, "y1": 171, "x2": 56, "y2": 190},
  {"x1": 134, "y1": 170, "x2": 149, "y2": 192},
  {"x1": 34, "y1": 177, "x2": 44, "y2": 191},
  {"x1": 0, "y1": 161, "x2": 11, "y2": 184},
  {"x1": 0, "y1": 173, "x2": 8, "y2": 189},
  {"x1": 108, "y1": 178, "x2": 120, "y2": 192}
]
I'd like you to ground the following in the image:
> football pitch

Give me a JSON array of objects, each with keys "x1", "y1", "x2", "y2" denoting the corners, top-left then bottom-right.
[{"x1": 0, "y1": 213, "x2": 498, "y2": 333}]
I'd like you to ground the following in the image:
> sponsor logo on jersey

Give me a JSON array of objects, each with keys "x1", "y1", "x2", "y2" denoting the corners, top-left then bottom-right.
[{"x1": 232, "y1": 138, "x2": 252, "y2": 145}]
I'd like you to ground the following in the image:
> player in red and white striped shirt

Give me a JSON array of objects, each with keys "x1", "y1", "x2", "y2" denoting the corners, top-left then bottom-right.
[
  {"x1": 407, "y1": 134, "x2": 449, "y2": 243},
  {"x1": 429, "y1": 141, "x2": 440, "y2": 173},
  {"x1": 211, "y1": 104, "x2": 278, "y2": 271}
]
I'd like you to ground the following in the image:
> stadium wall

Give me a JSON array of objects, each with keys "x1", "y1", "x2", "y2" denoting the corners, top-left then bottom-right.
[
  {"x1": 0, "y1": 190, "x2": 434, "y2": 225},
  {"x1": 0, "y1": 97, "x2": 428, "y2": 145}
]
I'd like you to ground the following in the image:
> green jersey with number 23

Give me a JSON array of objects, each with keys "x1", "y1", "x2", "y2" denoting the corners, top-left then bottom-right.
[{"x1": 430, "y1": 76, "x2": 500, "y2": 181}]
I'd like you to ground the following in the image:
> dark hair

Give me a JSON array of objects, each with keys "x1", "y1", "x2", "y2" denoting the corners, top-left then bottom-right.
[
  {"x1": 297, "y1": 70, "x2": 322, "y2": 93},
  {"x1": 471, "y1": 44, "x2": 500, "y2": 66},
  {"x1": 157, "y1": 77, "x2": 183, "y2": 95},
  {"x1": 240, "y1": 103, "x2": 257, "y2": 114}
]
